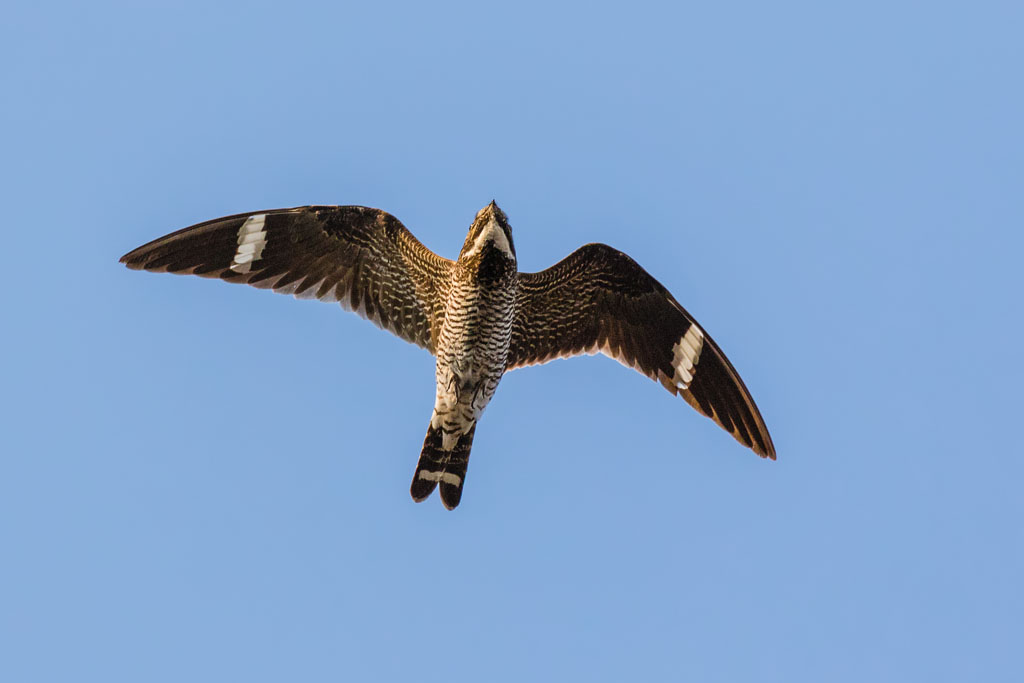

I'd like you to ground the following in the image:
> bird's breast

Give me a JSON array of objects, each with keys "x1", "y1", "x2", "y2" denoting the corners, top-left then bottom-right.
[{"x1": 436, "y1": 265, "x2": 517, "y2": 383}]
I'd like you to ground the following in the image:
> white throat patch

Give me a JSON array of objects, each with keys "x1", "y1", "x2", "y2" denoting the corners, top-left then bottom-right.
[{"x1": 464, "y1": 218, "x2": 513, "y2": 260}]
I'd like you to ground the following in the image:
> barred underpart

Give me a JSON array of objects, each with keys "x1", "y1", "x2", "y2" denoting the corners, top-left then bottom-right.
[
  {"x1": 418, "y1": 204, "x2": 519, "y2": 507},
  {"x1": 120, "y1": 201, "x2": 775, "y2": 511}
]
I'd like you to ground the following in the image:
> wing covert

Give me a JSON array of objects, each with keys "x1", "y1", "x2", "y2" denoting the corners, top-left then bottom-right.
[
  {"x1": 509, "y1": 243, "x2": 775, "y2": 459},
  {"x1": 120, "y1": 206, "x2": 452, "y2": 352}
]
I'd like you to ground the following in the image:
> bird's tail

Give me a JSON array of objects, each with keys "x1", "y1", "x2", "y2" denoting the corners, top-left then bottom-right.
[{"x1": 410, "y1": 421, "x2": 477, "y2": 510}]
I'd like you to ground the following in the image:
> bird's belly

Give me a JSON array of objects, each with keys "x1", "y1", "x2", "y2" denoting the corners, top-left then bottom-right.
[
  {"x1": 435, "y1": 331, "x2": 509, "y2": 408},
  {"x1": 432, "y1": 289, "x2": 514, "y2": 439}
]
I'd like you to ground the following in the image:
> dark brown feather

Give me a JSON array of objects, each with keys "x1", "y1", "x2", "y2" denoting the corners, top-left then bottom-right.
[
  {"x1": 120, "y1": 206, "x2": 453, "y2": 352},
  {"x1": 508, "y1": 243, "x2": 775, "y2": 459}
]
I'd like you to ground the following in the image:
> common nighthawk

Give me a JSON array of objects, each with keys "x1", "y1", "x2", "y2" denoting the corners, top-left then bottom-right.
[{"x1": 121, "y1": 202, "x2": 775, "y2": 509}]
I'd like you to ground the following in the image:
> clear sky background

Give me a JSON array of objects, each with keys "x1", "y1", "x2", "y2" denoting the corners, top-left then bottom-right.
[{"x1": 2, "y1": 1, "x2": 1022, "y2": 681}]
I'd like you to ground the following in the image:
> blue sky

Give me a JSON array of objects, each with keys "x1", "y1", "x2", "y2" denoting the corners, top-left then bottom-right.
[{"x1": 2, "y1": 1, "x2": 1022, "y2": 681}]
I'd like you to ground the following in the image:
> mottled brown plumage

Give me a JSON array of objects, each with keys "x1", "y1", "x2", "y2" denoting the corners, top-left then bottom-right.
[
  {"x1": 120, "y1": 202, "x2": 775, "y2": 509},
  {"x1": 120, "y1": 206, "x2": 452, "y2": 351},
  {"x1": 510, "y1": 244, "x2": 774, "y2": 458}
]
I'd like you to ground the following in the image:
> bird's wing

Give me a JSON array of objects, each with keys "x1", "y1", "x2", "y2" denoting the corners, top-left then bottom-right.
[
  {"x1": 508, "y1": 243, "x2": 775, "y2": 458},
  {"x1": 120, "y1": 206, "x2": 453, "y2": 352}
]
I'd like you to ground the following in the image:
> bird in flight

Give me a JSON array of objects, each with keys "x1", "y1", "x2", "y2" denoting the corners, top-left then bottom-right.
[{"x1": 121, "y1": 202, "x2": 775, "y2": 509}]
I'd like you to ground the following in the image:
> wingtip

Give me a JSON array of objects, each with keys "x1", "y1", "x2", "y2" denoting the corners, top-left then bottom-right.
[
  {"x1": 751, "y1": 432, "x2": 776, "y2": 460},
  {"x1": 760, "y1": 429, "x2": 777, "y2": 461},
  {"x1": 119, "y1": 248, "x2": 143, "y2": 268}
]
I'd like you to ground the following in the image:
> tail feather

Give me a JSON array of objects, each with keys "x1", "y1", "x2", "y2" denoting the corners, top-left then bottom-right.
[{"x1": 410, "y1": 423, "x2": 477, "y2": 510}]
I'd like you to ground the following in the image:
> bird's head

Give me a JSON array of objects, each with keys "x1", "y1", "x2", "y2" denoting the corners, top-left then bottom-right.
[{"x1": 459, "y1": 200, "x2": 516, "y2": 262}]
